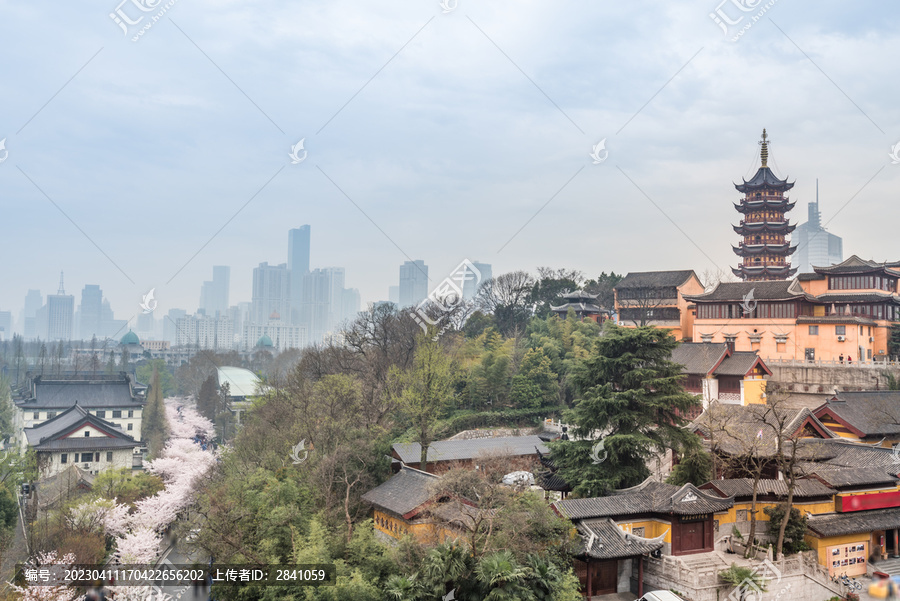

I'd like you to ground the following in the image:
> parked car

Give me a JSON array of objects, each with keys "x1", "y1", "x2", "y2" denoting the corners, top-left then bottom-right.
[{"x1": 638, "y1": 591, "x2": 687, "y2": 601}]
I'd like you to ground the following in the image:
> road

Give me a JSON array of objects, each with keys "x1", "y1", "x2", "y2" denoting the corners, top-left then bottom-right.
[{"x1": 152, "y1": 535, "x2": 211, "y2": 601}]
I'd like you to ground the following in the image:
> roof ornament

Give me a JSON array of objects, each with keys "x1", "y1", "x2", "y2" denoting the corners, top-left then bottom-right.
[{"x1": 759, "y1": 128, "x2": 769, "y2": 168}]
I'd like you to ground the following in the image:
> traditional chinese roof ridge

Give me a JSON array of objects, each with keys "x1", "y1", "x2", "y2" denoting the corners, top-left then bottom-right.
[
  {"x1": 614, "y1": 270, "x2": 698, "y2": 289},
  {"x1": 734, "y1": 166, "x2": 795, "y2": 192},
  {"x1": 550, "y1": 302, "x2": 604, "y2": 314},
  {"x1": 807, "y1": 506, "x2": 900, "y2": 537},
  {"x1": 16, "y1": 372, "x2": 142, "y2": 409},
  {"x1": 814, "y1": 391, "x2": 900, "y2": 437},
  {"x1": 813, "y1": 254, "x2": 900, "y2": 277},
  {"x1": 699, "y1": 478, "x2": 835, "y2": 499},
  {"x1": 576, "y1": 518, "x2": 666, "y2": 560},
  {"x1": 732, "y1": 243, "x2": 796, "y2": 257},
  {"x1": 796, "y1": 316, "x2": 878, "y2": 326},
  {"x1": 361, "y1": 465, "x2": 441, "y2": 518},
  {"x1": 560, "y1": 289, "x2": 599, "y2": 301},
  {"x1": 671, "y1": 343, "x2": 730, "y2": 376},
  {"x1": 805, "y1": 466, "x2": 898, "y2": 488},
  {"x1": 731, "y1": 265, "x2": 798, "y2": 280},
  {"x1": 715, "y1": 352, "x2": 772, "y2": 377},
  {"x1": 553, "y1": 479, "x2": 733, "y2": 519},
  {"x1": 684, "y1": 279, "x2": 810, "y2": 303},
  {"x1": 732, "y1": 221, "x2": 796, "y2": 235},
  {"x1": 24, "y1": 403, "x2": 138, "y2": 451},
  {"x1": 815, "y1": 292, "x2": 900, "y2": 303},
  {"x1": 391, "y1": 435, "x2": 548, "y2": 464},
  {"x1": 798, "y1": 438, "x2": 899, "y2": 470}
]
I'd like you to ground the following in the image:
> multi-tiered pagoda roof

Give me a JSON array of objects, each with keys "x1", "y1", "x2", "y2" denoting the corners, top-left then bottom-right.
[{"x1": 732, "y1": 130, "x2": 797, "y2": 281}]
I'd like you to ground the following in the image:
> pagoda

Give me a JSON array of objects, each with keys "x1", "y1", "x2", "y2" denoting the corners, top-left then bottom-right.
[{"x1": 732, "y1": 129, "x2": 797, "y2": 281}]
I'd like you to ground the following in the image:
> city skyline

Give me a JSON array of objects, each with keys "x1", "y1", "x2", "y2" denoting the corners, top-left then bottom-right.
[{"x1": 1, "y1": 1, "x2": 898, "y2": 338}]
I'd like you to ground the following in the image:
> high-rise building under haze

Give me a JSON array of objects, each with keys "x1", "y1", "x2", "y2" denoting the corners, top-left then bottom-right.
[
  {"x1": 251, "y1": 262, "x2": 291, "y2": 325},
  {"x1": 79, "y1": 284, "x2": 104, "y2": 340},
  {"x1": 399, "y1": 260, "x2": 428, "y2": 308},
  {"x1": 47, "y1": 272, "x2": 74, "y2": 340},
  {"x1": 288, "y1": 226, "x2": 311, "y2": 323},
  {"x1": 463, "y1": 261, "x2": 492, "y2": 300},
  {"x1": 200, "y1": 266, "x2": 230, "y2": 316},
  {"x1": 793, "y1": 180, "x2": 843, "y2": 274},
  {"x1": 22, "y1": 289, "x2": 42, "y2": 339}
]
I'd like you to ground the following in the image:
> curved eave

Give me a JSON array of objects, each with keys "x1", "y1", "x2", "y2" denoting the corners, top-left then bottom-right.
[
  {"x1": 732, "y1": 265, "x2": 798, "y2": 279},
  {"x1": 733, "y1": 200, "x2": 796, "y2": 213},
  {"x1": 732, "y1": 222, "x2": 796, "y2": 235},
  {"x1": 733, "y1": 244, "x2": 797, "y2": 257}
]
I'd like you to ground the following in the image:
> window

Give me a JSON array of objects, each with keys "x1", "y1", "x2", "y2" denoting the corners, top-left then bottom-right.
[
  {"x1": 868, "y1": 349, "x2": 873, "y2": 359},
  {"x1": 112, "y1": 410, "x2": 122, "y2": 418},
  {"x1": 633, "y1": 527, "x2": 645, "y2": 537},
  {"x1": 106, "y1": 452, "x2": 113, "y2": 462},
  {"x1": 127, "y1": 410, "x2": 134, "y2": 418},
  {"x1": 84, "y1": 431, "x2": 90, "y2": 437},
  {"x1": 127, "y1": 423, "x2": 133, "y2": 431},
  {"x1": 47, "y1": 412, "x2": 56, "y2": 419},
  {"x1": 836, "y1": 326, "x2": 846, "y2": 336},
  {"x1": 96, "y1": 411, "x2": 106, "y2": 418},
  {"x1": 60, "y1": 453, "x2": 67, "y2": 464},
  {"x1": 736, "y1": 510, "x2": 748, "y2": 522},
  {"x1": 32, "y1": 412, "x2": 39, "y2": 420},
  {"x1": 81, "y1": 453, "x2": 92, "y2": 463},
  {"x1": 95, "y1": 452, "x2": 100, "y2": 462},
  {"x1": 809, "y1": 325, "x2": 819, "y2": 335}
]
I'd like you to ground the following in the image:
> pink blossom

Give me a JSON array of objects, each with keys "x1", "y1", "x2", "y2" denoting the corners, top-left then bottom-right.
[
  {"x1": 13, "y1": 551, "x2": 79, "y2": 601},
  {"x1": 114, "y1": 527, "x2": 162, "y2": 564}
]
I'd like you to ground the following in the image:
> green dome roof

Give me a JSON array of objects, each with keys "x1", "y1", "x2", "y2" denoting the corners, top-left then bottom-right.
[
  {"x1": 257, "y1": 334, "x2": 274, "y2": 348},
  {"x1": 121, "y1": 330, "x2": 140, "y2": 345}
]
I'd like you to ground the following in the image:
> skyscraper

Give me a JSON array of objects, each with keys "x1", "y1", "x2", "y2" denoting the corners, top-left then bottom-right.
[
  {"x1": 251, "y1": 262, "x2": 291, "y2": 325},
  {"x1": 301, "y1": 268, "x2": 344, "y2": 343},
  {"x1": 341, "y1": 288, "x2": 361, "y2": 323},
  {"x1": 163, "y1": 308, "x2": 187, "y2": 343},
  {"x1": 463, "y1": 261, "x2": 492, "y2": 299},
  {"x1": 22, "y1": 289, "x2": 42, "y2": 339},
  {"x1": 200, "y1": 266, "x2": 230, "y2": 316},
  {"x1": 79, "y1": 284, "x2": 104, "y2": 340},
  {"x1": 288, "y1": 226, "x2": 311, "y2": 323},
  {"x1": 792, "y1": 180, "x2": 843, "y2": 274},
  {"x1": 399, "y1": 260, "x2": 428, "y2": 308},
  {"x1": 47, "y1": 272, "x2": 74, "y2": 340}
]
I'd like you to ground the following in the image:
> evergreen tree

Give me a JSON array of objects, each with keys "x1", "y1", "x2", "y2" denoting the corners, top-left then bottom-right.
[
  {"x1": 196, "y1": 375, "x2": 218, "y2": 423},
  {"x1": 666, "y1": 446, "x2": 714, "y2": 487},
  {"x1": 548, "y1": 323, "x2": 702, "y2": 496},
  {"x1": 105, "y1": 351, "x2": 117, "y2": 375},
  {"x1": 141, "y1": 367, "x2": 169, "y2": 458}
]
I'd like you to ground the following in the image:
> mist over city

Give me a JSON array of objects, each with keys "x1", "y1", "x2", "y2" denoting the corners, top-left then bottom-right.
[{"x1": 1, "y1": 1, "x2": 899, "y2": 600}]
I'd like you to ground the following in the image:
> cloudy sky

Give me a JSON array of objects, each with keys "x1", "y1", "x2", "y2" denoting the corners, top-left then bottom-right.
[{"x1": 1, "y1": 0, "x2": 898, "y2": 324}]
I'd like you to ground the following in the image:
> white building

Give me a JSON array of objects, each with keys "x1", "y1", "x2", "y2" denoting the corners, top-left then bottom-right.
[
  {"x1": 14, "y1": 372, "x2": 146, "y2": 447},
  {"x1": 24, "y1": 404, "x2": 138, "y2": 478},
  {"x1": 174, "y1": 314, "x2": 234, "y2": 350},
  {"x1": 243, "y1": 318, "x2": 307, "y2": 352}
]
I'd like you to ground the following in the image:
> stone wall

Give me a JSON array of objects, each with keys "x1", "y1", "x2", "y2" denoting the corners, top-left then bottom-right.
[
  {"x1": 768, "y1": 364, "x2": 900, "y2": 394},
  {"x1": 637, "y1": 552, "x2": 842, "y2": 601}
]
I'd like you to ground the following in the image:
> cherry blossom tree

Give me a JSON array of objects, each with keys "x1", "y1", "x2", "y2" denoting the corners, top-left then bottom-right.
[{"x1": 12, "y1": 551, "x2": 79, "y2": 601}]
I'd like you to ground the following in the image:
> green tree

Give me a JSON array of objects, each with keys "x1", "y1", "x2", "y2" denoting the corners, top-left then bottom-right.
[
  {"x1": 0, "y1": 375, "x2": 16, "y2": 441},
  {"x1": 763, "y1": 504, "x2": 809, "y2": 554},
  {"x1": 141, "y1": 367, "x2": 169, "y2": 458},
  {"x1": 389, "y1": 338, "x2": 457, "y2": 472},
  {"x1": 196, "y1": 374, "x2": 219, "y2": 422},
  {"x1": 582, "y1": 271, "x2": 622, "y2": 310},
  {"x1": 136, "y1": 359, "x2": 175, "y2": 396},
  {"x1": 509, "y1": 348, "x2": 559, "y2": 409},
  {"x1": 105, "y1": 351, "x2": 117, "y2": 375},
  {"x1": 530, "y1": 267, "x2": 582, "y2": 318},
  {"x1": 666, "y1": 446, "x2": 714, "y2": 487},
  {"x1": 548, "y1": 323, "x2": 702, "y2": 496},
  {"x1": 719, "y1": 563, "x2": 768, "y2": 601},
  {"x1": 475, "y1": 551, "x2": 532, "y2": 601}
]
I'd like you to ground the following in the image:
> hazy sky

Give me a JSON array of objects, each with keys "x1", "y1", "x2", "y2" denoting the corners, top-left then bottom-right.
[{"x1": 1, "y1": 0, "x2": 898, "y2": 323}]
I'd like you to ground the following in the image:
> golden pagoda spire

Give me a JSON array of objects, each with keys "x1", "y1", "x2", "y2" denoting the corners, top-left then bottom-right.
[{"x1": 760, "y1": 128, "x2": 769, "y2": 168}]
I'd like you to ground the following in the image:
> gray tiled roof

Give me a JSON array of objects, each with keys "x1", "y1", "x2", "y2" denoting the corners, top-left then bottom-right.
[
  {"x1": 807, "y1": 506, "x2": 900, "y2": 537},
  {"x1": 671, "y1": 343, "x2": 729, "y2": 376},
  {"x1": 684, "y1": 280, "x2": 809, "y2": 302},
  {"x1": 553, "y1": 480, "x2": 733, "y2": 519},
  {"x1": 17, "y1": 374, "x2": 142, "y2": 409},
  {"x1": 700, "y1": 479, "x2": 835, "y2": 499},
  {"x1": 615, "y1": 270, "x2": 697, "y2": 289},
  {"x1": 24, "y1": 404, "x2": 136, "y2": 451},
  {"x1": 813, "y1": 255, "x2": 900, "y2": 277},
  {"x1": 576, "y1": 518, "x2": 666, "y2": 559},
  {"x1": 692, "y1": 403, "x2": 837, "y2": 457},
  {"x1": 392, "y1": 436, "x2": 548, "y2": 464},
  {"x1": 361, "y1": 466, "x2": 440, "y2": 517},
  {"x1": 817, "y1": 391, "x2": 900, "y2": 436},
  {"x1": 671, "y1": 344, "x2": 767, "y2": 378},
  {"x1": 805, "y1": 466, "x2": 898, "y2": 488}
]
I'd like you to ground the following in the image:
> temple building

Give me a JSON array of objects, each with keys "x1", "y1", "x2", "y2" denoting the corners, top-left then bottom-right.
[
  {"x1": 732, "y1": 129, "x2": 797, "y2": 281},
  {"x1": 550, "y1": 290, "x2": 609, "y2": 323}
]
